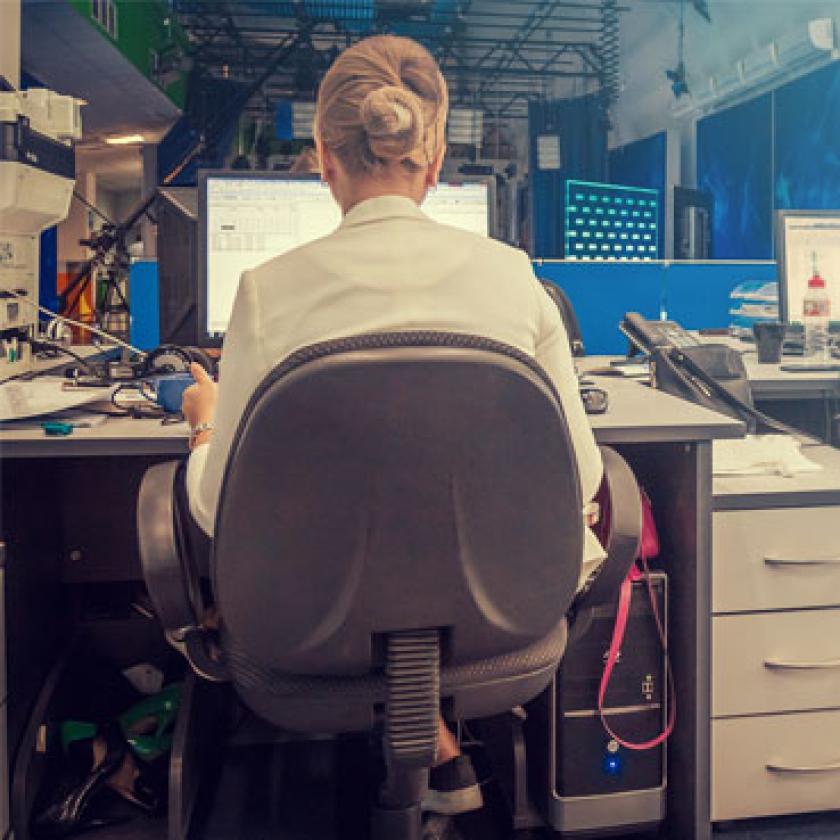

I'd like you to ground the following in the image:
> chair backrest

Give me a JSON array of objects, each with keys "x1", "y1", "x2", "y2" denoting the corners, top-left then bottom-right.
[
  {"x1": 540, "y1": 281, "x2": 585, "y2": 357},
  {"x1": 212, "y1": 332, "x2": 583, "y2": 677}
]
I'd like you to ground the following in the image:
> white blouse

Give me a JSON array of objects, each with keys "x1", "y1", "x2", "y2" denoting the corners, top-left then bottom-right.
[{"x1": 187, "y1": 195, "x2": 605, "y2": 588}]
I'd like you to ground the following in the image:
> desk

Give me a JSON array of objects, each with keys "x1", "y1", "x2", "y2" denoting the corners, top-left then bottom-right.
[
  {"x1": 711, "y1": 445, "x2": 840, "y2": 824},
  {"x1": 701, "y1": 335, "x2": 840, "y2": 441},
  {"x1": 0, "y1": 376, "x2": 742, "y2": 840},
  {"x1": 584, "y1": 342, "x2": 840, "y2": 442}
]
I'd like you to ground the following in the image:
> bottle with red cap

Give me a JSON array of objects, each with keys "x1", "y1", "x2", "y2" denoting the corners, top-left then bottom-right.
[{"x1": 803, "y1": 252, "x2": 831, "y2": 361}]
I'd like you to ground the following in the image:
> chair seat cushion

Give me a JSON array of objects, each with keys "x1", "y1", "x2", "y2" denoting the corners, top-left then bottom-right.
[{"x1": 225, "y1": 618, "x2": 568, "y2": 733}]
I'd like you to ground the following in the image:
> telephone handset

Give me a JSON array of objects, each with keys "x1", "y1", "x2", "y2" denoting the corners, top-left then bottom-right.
[
  {"x1": 620, "y1": 312, "x2": 701, "y2": 356},
  {"x1": 620, "y1": 312, "x2": 801, "y2": 436}
]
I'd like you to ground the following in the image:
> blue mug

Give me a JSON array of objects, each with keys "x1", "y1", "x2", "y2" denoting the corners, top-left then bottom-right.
[{"x1": 154, "y1": 373, "x2": 194, "y2": 414}]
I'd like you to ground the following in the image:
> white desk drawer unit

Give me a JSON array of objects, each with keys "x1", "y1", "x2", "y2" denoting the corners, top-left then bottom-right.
[
  {"x1": 713, "y1": 609, "x2": 840, "y2": 717},
  {"x1": 713, "y1": 507, "x2": 840, "y2": 614},
  {"x1": 713, "y1": 710, "x2": 840, "y2": 822},
  {"x1": 711, "y1": 491, "x2": 840, "y2": 824}
]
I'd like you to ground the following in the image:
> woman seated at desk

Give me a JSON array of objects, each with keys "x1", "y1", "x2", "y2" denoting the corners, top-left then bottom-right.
[{"x1": 181, "y1": 32, "x2": 604, "y2": 819}]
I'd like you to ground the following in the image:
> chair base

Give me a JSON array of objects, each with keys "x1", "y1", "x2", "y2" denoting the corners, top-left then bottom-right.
[{"x1": 371, "y1": 802, "x2": 423, "y2": 840}]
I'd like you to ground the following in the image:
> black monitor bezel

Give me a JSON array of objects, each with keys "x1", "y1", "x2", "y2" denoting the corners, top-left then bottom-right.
[
  {"x1": 776, "y1": 208, "x2": 840, "y2": 326},
  {"x1": 196, "y1": 169, "x2": 496, "y2": 347}
]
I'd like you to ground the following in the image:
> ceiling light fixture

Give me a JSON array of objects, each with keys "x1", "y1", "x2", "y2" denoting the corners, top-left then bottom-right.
[{"x1": 672, "y1": 17, "x2": 839, "y2": 118}]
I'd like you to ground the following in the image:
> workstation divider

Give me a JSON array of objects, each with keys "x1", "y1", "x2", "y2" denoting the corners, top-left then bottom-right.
[{"x1": 533, "y1": 260, "x2": 777, "y2": 355}]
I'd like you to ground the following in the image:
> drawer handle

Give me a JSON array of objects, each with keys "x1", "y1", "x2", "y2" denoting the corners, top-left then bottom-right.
[
  {"x1": 764, "y1": 657, "x2": 840, "y2": 670},
  {"x1": 767, "y1": 761, "x2": 840, "y2": 774},
  {"x1": 764, "y1": 556, "x2": 840, "y2": 567}
]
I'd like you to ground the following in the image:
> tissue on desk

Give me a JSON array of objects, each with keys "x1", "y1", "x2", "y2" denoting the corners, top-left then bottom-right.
[{"x1": 713, "y1": 435, "x2": 822, "y2": 477}]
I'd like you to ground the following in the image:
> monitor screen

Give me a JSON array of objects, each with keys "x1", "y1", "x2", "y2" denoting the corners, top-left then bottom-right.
[
  {"x1": 423, "y1": 180, "x2": 490, "y2": 237},
  {"x1": 564, "y1": 180, "x2": 659, "y2": 261},
  {"x1": 777, "y1": 211, "x2": 840, "y2": 326},
  {"x1": 198, "y1": 172, "x2": 491, "y2": 343}
]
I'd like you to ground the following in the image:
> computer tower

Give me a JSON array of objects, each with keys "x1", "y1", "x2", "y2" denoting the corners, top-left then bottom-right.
[
  {"x1": 156, "y1": 186, "x2": 198, "y2": 346},
  {"x1": 525, "y1": 573, "x2": 668, "y2": 836},
  {"x1": 673, "y1": 187, "x2": 713, "y2": 260}
]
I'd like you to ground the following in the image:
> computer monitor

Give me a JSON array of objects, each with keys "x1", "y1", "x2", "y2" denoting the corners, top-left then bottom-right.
[
  {"x1": 197, "y1": 171, "x2": 493, "y2": 344},
  {"x1": 776, "y1": 210, "x2": 840, "y2": 326},
  {"x1": 423, "y1": 179, "x2": 492, "y2": 237}
]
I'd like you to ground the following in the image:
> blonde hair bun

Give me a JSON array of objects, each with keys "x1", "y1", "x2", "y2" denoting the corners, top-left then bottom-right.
[{"x1": 359, "y1": 85, "x2": 424, "y2": 161}]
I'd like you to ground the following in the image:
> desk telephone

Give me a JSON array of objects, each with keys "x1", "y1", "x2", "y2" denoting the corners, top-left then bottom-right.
[
  {"x1": 619, "y1": 313, "x2": 793, "y2": 435},
  {"x1": 620, "y1": 313, "x2": 700, "y2": 355}
]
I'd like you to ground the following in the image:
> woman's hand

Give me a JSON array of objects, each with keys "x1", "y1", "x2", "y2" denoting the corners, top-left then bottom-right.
[{"x1": 182, "y1": 363, "x2": 218, "y2": 430}]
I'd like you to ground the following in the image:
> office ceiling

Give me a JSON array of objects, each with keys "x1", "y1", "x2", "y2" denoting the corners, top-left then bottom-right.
[
  {"x1": 614, "y1": 0, "x2": 840, "y2": 143},
  {"x1": 172, "y1": 0, "x2": 624, "y2": 119},
  {"x1": 21, "y1": 1, "x2": 180, "y2": 145}
]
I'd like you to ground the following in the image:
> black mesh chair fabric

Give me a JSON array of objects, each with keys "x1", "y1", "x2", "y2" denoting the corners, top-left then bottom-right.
[{"x1": 211, "y1": 332, "x2": 584, "y2": 733}]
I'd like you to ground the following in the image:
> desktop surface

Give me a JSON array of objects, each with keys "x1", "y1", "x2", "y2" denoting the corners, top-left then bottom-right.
[{"x1": 0, "y1": 371, "x2": 743, "y2": 458}]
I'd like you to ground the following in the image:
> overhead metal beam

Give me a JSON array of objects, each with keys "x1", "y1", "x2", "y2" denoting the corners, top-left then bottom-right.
[{"x1": 175, "y1": 0, "x2": 627, "y2": 120}]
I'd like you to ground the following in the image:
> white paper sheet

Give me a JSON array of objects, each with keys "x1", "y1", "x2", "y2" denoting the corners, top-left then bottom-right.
[
  {"x1": 0, "y1": 378, "x2": 114, "y2": 422},
  {"x1": 713, "y1": 434, "x2": 823, "y2": 477}
]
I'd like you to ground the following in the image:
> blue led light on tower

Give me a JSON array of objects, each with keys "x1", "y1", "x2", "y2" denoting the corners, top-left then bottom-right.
[{"x1": 565, "y1": 180, "x2": 660, "y2": 261}]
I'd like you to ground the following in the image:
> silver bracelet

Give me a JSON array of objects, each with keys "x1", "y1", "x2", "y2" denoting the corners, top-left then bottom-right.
[{"x1": 189, "y1": 421, "x2": 215, "y2": 448}]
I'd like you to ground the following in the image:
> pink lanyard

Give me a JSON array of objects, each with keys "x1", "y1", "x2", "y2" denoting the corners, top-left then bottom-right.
[{"x1": 597, "y1": 556, "x2": 676, "y2": 751}]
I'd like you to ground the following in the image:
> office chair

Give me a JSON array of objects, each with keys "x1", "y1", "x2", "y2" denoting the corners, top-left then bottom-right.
[
  {"x1": 137, "y1": 331, "x2": 642, "y2": 840},
  {"x1": 540, "y1": 280, "x2": 585, "y2": 357}
]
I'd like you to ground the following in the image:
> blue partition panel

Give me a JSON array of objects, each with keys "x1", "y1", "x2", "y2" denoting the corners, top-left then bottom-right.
[
  {"x1": 533, "y1": 260, "x2": 776, "y2": 354},
  {"x1": 129, "y1": 261, "x2": 160, "y2": 351},
  {"x1": 39, "y1": 226, "x2": 58, "y2": 315},
  {"x1": 533, "y1": 261, "x2": 663, "y2": 355},
  {"x1": 664, "y1": 262, "x2": 777, "y2": 329}
]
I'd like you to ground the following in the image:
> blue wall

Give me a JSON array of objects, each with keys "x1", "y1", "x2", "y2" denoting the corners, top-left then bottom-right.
[
  {"x1": 609, "y1": 132, "x2": 666, "y2": 193},
  {"x1": 533, "y1": 260, "x2": 776, "y2": 354},
  {"x1": 775, "y1": 61, "x2": 840, "y2": 212},
  {"x1": 697, "y1": 94, "x2": 773, "y2": 260},
  {"x1": 608, "y1": 132, "x2": 666, "y2": 258},
  {"x1": 697, "y1": 61, "x2": 840, "y2": 260},
  {"x1": 529, "y1": 96, "x2": 608, "y2": 257}
]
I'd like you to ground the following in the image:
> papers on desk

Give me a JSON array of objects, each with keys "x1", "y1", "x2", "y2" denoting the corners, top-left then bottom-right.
[
  {"x1": 585, "y1": 362, "x2": 650, "y2": 379},
  {"x1": 0, "y1": 378, "x2": 114, "y2": 422},
  {"x1": 612, "y1": 363, "x2": 650, "y2": 379},
  {"x1": 0, "y1": 409, "x2": 109, "y2": 431},
  {"x1": 713, "y1": 435, "x2": 823, "y2": 477}
]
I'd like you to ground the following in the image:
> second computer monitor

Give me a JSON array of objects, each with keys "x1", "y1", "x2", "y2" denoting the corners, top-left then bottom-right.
[
  {"x1": 197, "y1": 171, "x2": 492, "y2": 344},
  {"x1": 776, "y1": 209, "x2": 840, "y2": 326}
]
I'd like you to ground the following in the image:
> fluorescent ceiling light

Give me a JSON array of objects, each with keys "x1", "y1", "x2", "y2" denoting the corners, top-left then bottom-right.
[
  {"x1": 105, "y1": 134, "x2": 144, "y2": 145},
  {"x1": 672, "y1": 17, "x2": 838, "y2": 119}
]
